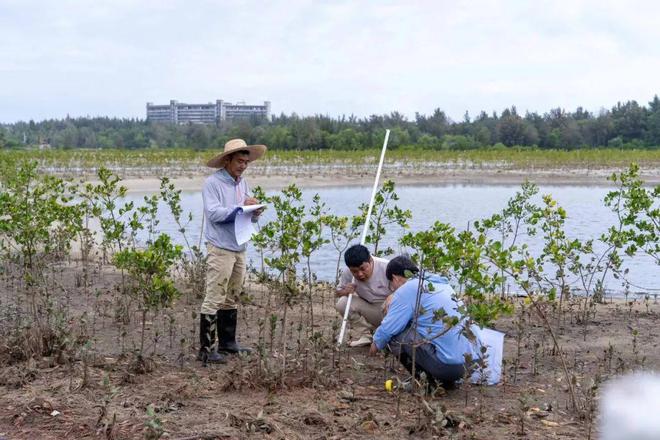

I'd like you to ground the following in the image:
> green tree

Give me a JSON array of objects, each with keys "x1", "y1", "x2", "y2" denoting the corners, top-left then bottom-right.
[
  {"x1": 611, "y1": 100, "x2": 647, "y2": 142},
  {"x1": 113, "y1": 234, "x2": 183, "y2": 357},
  {"x1": 646, "y1": 95, "x2": 660, "y2": 146}
]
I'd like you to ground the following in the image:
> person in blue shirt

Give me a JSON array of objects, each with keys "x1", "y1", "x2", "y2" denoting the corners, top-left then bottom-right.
[{"x1": 370, "y1": 255, "x2": 477, "y2": 387}]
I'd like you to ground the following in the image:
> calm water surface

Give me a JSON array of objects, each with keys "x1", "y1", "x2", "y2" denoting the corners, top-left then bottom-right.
[{"x1": 124, "y1": 184, "x2": 659, "y2": 297}]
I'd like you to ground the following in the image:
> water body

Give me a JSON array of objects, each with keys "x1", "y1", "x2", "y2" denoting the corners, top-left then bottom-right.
[{"x1": 124, "y1": 184, "x2": 659, "y2": 297}]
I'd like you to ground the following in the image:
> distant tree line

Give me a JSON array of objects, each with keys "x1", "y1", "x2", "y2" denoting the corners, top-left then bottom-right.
[{"x1": 2, "y1": 96, "x2": 660, "y2": 150}]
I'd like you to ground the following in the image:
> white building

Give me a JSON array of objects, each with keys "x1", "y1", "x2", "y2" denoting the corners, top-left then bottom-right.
[{"x1": 146, "y1": 100, "x2": 271, "y2": 124}]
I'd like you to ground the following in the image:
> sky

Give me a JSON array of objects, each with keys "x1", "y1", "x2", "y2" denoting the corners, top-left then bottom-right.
[{"x1": 1, "y1": 0, "x2": 660, "y2": 123}]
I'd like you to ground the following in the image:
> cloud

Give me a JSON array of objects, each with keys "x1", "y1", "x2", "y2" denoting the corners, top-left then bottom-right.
[{"x1": 1, "y1": 0, "x2": 659, "y2": 122}]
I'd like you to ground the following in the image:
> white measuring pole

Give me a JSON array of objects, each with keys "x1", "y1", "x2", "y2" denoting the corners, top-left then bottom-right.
[{"x1": 337, "y1": 129, "x2": 390, "y2": 346}]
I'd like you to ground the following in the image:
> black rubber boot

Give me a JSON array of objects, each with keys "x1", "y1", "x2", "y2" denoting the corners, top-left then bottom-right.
[
  {"x1": 216, "y1": 308, "x2": 252, "y2": 354},
  {"x1": 197, "y1": 313, "x2": 226, "y2": 364}
]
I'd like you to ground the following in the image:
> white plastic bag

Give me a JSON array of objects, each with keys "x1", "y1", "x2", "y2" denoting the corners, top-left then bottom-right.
[{"x1": 469, "y1": 327, "x2": 505, "y2": 385}]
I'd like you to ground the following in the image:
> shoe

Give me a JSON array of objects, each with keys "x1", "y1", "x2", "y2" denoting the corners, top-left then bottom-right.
[
  {"x1": 349, "y1": 336, "x2": 372, "y2": 347},
  {"x1": 198, "y1": 313, "x2": 227, "y2": 364},
  {"x1": 400, "y1": 378, "x2": 413, "y2": 392},
  {"x1": 216, "y1": 308, "x2": 252, "y2": 354}
]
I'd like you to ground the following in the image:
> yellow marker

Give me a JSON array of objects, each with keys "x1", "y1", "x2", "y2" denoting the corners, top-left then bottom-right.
[{"x1": 384, "y1": 379, "x2": 394, "y2": 392}]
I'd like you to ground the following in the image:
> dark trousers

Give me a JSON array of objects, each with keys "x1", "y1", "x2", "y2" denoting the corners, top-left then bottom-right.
[{"x1": 388, "y1": 325, "x2": 465, "y2": 385}]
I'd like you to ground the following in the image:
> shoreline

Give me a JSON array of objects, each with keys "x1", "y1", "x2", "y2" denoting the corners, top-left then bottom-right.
[{"x1": 113, "y1": 167, "x2": 660, "y2": 192}]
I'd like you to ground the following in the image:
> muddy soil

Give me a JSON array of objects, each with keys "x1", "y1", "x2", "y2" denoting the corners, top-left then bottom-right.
[{"x1": 1, "y1": 260, "x2": 658, "y2": 439}]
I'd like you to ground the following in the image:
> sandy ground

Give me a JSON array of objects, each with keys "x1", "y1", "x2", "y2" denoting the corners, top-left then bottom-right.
[{"x1": 81, "y1": 166, "x2": 660, "y2": 193}]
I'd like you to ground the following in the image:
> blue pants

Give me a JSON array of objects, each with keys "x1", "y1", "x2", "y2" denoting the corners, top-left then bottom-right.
[{"x1": 388, "y1": 325, "x2": 465, "y2": 385}]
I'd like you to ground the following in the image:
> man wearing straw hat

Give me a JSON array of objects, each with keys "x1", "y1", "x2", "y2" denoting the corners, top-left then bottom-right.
[{"x1": 198, "y1": 138, "x2": 267, "y2": 364}]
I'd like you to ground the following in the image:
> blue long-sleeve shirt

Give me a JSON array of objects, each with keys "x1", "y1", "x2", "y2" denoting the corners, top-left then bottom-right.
[
  {"x1": 202, "y1": 168, "x2": 251, "y2": 252},
  {"x1": 373, "y1": 274, "x2": 477, "y2": 365}
]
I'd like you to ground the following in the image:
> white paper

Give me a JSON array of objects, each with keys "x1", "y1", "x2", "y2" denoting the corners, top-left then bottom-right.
[
  {"x1": 235, "y1": 204, "x2": 265, "y2": 245},
  {"x1": 239, "y1": 204, "x2": 266, "y2": 215},
  {"x1": 469, "y1": 327, "x2": 505, "y2": 385}
]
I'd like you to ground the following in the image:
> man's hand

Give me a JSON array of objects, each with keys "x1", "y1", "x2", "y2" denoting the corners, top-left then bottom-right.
[
  {"x1": 336, "y1": 283, "x2": 356, "y2": 297},
  {"x1": 382, "y1": 294, "x2": 394, "y2": 315},
  {"x1": 244, "y1": 197, "x2": 265, "y2": 217},
  {"x1": 369, "y1": 342, "x2": 379, "y2": 356}
]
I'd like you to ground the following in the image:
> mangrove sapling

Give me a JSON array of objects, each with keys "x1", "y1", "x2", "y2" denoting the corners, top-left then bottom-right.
[
  {"x1": 129, "y1": 192, "x2": 160, "y2": 247},
  {"x1": 532, "y1": 339, "x2": 540, "y2": 376},
  {"x1": 604, "y1": 163, "x2": 659, "y2": 266},
  {"x1": 126, "y1": 195, "x2": 168, "y2": 326},
  {"x1": 570, "y1": 206, "x2": 630, "y2": 326},
  {"x1": 515, "y1": 291, "x2": 579, "y2": 411},
  {"x1": 517, "y1": 393, "x2": 530, "y2": 436},
  {"x1": 530, "y1": 194, "x2": 587, "y2": 330},
  {"x1": 96, "y1": 373, "x2": 119, "y2": 437},
  {"x1": 300, "y1": 193, "x2": 328, "y2": 333},
  {"x1": 479, "y1": 182, "x2": 540, "y2": 297},
  {"x1": 69, "y1": 181, "x2": 100, "y2": 297},
  {"x1": 603, "y1": 342, "x2": 615, "y2": 374},
  {"x1": 502, "y1": 250, "x2": 581, "y2": 410},
  {"x1": 438, "y1": 185, "x2": 589, "y2": 412},
  {"x1": 151, "y1": 324, "x2": 161, "y2": 357},
  {"x1": 582, "y1": 374, "x2": 601, "y2": 440},
  {"x1": 112, "y1": 234, "x2": 183, "y2": 364},
  {"x1": 503, "y1": 181, "x2": 653, "y2": 403},
  {"x1": 0, "y1": 161, "x2": 82, "y2": 359},
  {"x1": 80, "y1": 168, "x2": 136, "y2": 326},
  {"x1": 401, "y1": 220, "x2": 513, "y2": 328},
  {"x1": 256, "y1": 184, "x2": 305, "y2": 383},
  {"x1": 629, "y1": 326, "x2": 647, "y2": 368},
  {"x1": 498, "y1": 187, "x2": 611, "y2": 341},
  {"x1": 322, "y1": 213, "x2": 361, "y2": 287},
  {"x1": 161, "y1": 311, "x2": 174, "y2": 351},
  {"x1": 469, "y1": 346, "x2": 490, "y2": 420},
  {"x1": 159, "y1": 177, "x2": 208, "y2": 300},
  {"x1": 77, "y1": 226, "x2": 96, "y2": 295},
  {"x1": 592, "y1": 164, "x2": 660, "y2": 320},
  {"x1": 512, "y1": 301, "x2": 528, "y2": 384},
  {"x1": 269, "y1": 313, "x2": 277, "y2": 354},
  {"x1": 0, "y1": 161, "x2": 80, "y2": 285},
  {"x1": 78, "y1": 339, "x2": 93, "y2": 390},
  {"x1": 399, "y1": 224, "x2": 513, "y2": 394},
  {"x1": 358, "y1": 180, "x2": 412, "y2": 257},
  {"x1": 144, "y1": 404, "x2": 165, "y2": 440},
  {"x1": 80, "y1": 167, "x2": 134, "y2": 261},
  {"x1": 255, "y1": 317, "x2": 266, "y2": 378},
  {"x1": 250, "y1": 186, "x2": 271, "y2": 282}
]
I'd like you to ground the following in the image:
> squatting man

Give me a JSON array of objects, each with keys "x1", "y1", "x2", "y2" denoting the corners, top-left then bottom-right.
[
  {"x1": 369, "y1": 255, "x2": 482, "y2": 388},
  {"x1": 335, "y1": 244, "x2": 393, "y2": 347}
]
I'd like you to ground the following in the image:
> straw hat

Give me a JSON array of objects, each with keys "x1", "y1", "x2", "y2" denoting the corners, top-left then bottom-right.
[{"x1": 206, "y1": 139, "x2": 267, "y2": 168}]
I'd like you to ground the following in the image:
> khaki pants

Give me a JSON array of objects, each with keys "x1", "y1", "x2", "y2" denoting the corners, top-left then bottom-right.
[
  {"x1": 335, "y1": 294, "x2": 384, "y2": 339},
  {"x1": 200, "y1": 244, "x2": 246, "y2": 315}
]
